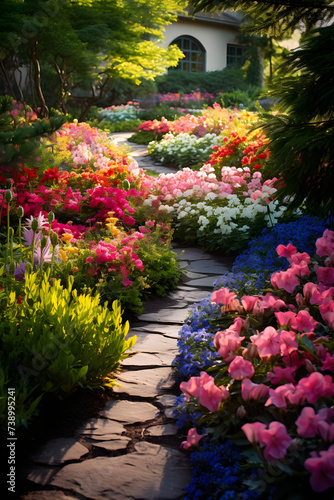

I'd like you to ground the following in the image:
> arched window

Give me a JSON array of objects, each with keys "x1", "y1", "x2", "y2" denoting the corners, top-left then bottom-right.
[{"x1": 170, "y1": 36, "x2": 205, "y2": 72}]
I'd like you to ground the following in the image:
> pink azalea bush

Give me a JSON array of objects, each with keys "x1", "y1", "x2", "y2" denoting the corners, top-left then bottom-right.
[{"x1": 178, "y1": 230, "x2": 334, "y2": 495}]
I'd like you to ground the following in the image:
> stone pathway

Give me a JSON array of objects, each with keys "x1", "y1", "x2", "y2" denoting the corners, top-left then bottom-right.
[{"x1": 19, "y1": 134, "x2": 234, "y2": 500}]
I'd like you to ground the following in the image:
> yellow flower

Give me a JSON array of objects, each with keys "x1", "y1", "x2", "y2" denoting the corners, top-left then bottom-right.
[
  {"x1": 61, "y1": 233, "x2": 74, "y2": 243},
  {"x1": 59, "y1": 248, "x2": 67, "y2": 262},
  {"x1": 105, "y1": 217, "x2": 118, "y2": 225},
  {"x1": 65, "y1": 246, "x2": 79, "y2": 255}
]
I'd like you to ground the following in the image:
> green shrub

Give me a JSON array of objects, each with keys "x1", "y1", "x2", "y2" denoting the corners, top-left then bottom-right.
[
  {"x1": 138, "y1": 104, "x2": 184, "y2": 121},
  {"x1": 215, "y1": 87, "x2": 261, "y2": 111},
  {"x1": 0, "y1": 271, "x2": 136, "y2": 427},
  {"x1": 87, "y1": 118, "x2": 142, "y2": 132},
  {"x1": 129, "y1": 130, "x2": 160, "y2": 145},
  {"x1": 155, "y1": 67, "x2": 255, "y2": 95}
]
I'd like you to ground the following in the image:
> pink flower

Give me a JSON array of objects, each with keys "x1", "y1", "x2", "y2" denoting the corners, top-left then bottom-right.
[
  {"x1": 241, "y1": 295, "x2": 260, "y2": 313},
  {"x1": 267, "y1": 366, "x2": 296, "y2": 384},
  {"x1": 241, "y1": 422, "x2": 267, "y2": 444},
  {"x1": 260, "y1": 421, "x2": 293, "y2": 461},
  {"x1": 228, "y1": 356, "x2": 255, "y2": 380},
  {"x1": 214, "y1": 328, "x2": 244, "y2": 362},
  {"x1": 321, "y1": 352, "x2": 334, "y2": 372},
  {"x1": 316, "y1": 266, "x2": 334, "y2": 286},
  {"x1": 180, "y1": 428, "x2": 205, "y2": 450},
  {"x1": 316, "y1": 229, "x2": 334, "y2": 257},
  {"x1": 241, "y1": 378, "x2": 269, "y2": 401},
  {"x1": 180, "y1": 377, "x2": 201, "y2": 401},
  {"x1": 297, "y1": 372, "x2": 334, "y2": 405},
  {"x1": 180, "y1": 372, "x2": 228, "y2": 411},
  {"x1": 200, "y1": 377, "x2": 229, "y2": 412},
  {"x1": 275, "y1": 311, "x2": 296, "y2": 328},
  {"x1": 304, "y1": 445, "x2": 334, "y2": 492},
  {"x1": 250, "y1": 327, "x2": 280, "y2": 359},
  {"x1": 317, "y1": 421, "x2": 334, "y2": 443},
  {"x1": 276, "y1": 243, "x2": 297, "y2": 259},
  {"x1": 279, "y1": 330, "x2": 298, "y2": 357},
  {"x1": 291, "y1": 310, "x2": 318, "y2": 332},
  {"x1": 265, "y1": 385, "x2": 289, "y2": 408},
  {"x1": 258, "y1": 293, "x2": 286, "y2": 311},
  {"x1": 211, "y1": 287, "x2": 237, "y2": 305},
  {"x1": 296, "y1": 407, "x2": 320, "y2": 437},
  {"x1": 271, "y1": 268, "x2": 301, "y2": 294},
  {"x1": 319, "y1": 298, "x2": 334, "y2": 328}
]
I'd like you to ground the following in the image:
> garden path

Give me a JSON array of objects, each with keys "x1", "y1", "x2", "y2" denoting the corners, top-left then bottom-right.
[{"x1": 19, "y1": 135, "x2": 234, "y2": 500}]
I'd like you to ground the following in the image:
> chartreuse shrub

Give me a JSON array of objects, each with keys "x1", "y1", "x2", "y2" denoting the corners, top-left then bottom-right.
[{"x1": 0, "y1": 271, "x2": 135, "y2": 427}]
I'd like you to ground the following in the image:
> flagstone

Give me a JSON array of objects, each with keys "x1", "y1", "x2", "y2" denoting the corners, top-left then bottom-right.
[
  {"x1": 90, "y1": 436, "x2": 130, "y2": 452},
  {"x1": 172, "y1": 247, "x2": 209, "y2": 260},
  {"x1": 183, "y1": 276, "x2": 224, "y2": 288},
  {"x1": 101, "y1": 400, "x2": 158, "y2": 424},
  {"x1": 138, "y1": 307, "x2": 190, "y2": 324},
  {"x1": 77, "y1": 418, "x2": 126, "y2": 437},
  {"x1": 24, "y1": 466, "x2": 60, "y2": 487},
  {"x1": 186, "y1": 259, "x2": 230, "y2": 274},
  {"x1": 128, "y1": 332, "x2": 178, "y2": 354},
  {"x1": 122, "y1": 351, "x2": 175, "y2": 367},
  {"x1": 21, "y1": 491, "x2": 78, "y2": 500},
  {"x1": 133, "y1": 323, "x2": 181, "y2": 338},
  {"x1": 156, "y1": 394, "x2": 177, "y2": 407},
  {"x1": 51, "y1": 442, "x2": 191, "y2": 500},
  {"x1": 146, "y1": 423, "x2": 179, "y2": 436},
  {"x1": 30, "y1": 438, "x2": 89, "y2": 465},
  {"x1": 183, "y1": 271, "x2": 208, "y2": 279},
  {"x1": 113, "y1": 367, "x2": 175, "y2": 397}
]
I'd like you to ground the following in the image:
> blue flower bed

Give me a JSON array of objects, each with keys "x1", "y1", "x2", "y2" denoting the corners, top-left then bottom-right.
[
  {"x1": 184, "y1": 437, "x2": 266, "y2": 500},
  {"x1": 173, "y1": 215, "x2": 330, "y2": 500}
]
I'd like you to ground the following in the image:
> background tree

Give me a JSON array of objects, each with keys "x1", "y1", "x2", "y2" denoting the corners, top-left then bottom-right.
[{"x1": 0, "y1": 0, "x2": 185, "y2": 118}]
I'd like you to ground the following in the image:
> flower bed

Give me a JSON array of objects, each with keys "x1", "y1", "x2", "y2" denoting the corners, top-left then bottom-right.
[
  {"x1": 173, "y1": 227, "x2": 334, "y2": 498},
  {"x1": 0, "y1": 106, "x2": 183, "y2": 428}
]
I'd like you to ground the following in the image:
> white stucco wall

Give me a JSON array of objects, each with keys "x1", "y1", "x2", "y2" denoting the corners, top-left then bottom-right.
[{"x1": 162, "y1": 18, "x2": 240, "y2": 71}]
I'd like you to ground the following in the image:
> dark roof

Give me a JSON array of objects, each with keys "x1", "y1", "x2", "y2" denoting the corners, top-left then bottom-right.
[{"x1": 179, "y1": 9, "x2": 243, "y2": 27}]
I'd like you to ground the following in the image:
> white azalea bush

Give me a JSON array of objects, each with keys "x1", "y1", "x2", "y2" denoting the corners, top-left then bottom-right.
[
  {"x1": 148, "y1": 132, "x2": 224, "y2": 169},
  {"x1": 146, "y1": 164, "x2": 286, "y2": 254}
]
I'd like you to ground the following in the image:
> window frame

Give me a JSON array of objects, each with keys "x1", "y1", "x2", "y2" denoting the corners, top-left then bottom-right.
[{"x1": 170, "y1": 35, "x2": 206, "y2": 73}]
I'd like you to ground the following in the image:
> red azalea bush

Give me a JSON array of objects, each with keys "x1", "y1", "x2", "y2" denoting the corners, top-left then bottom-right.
[{"x1": 178, "y1": 229, "x2": 334, "y2": 496}]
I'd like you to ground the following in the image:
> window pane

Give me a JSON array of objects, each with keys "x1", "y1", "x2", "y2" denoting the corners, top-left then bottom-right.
[{"x1": 183, "y1": 39, "x2": 190, "y2": 50}]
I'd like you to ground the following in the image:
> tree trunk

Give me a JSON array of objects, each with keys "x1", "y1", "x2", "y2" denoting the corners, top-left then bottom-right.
[
  {"x1": 0, "y1": 58, "x2": 16, "y2": 99},
  {"x1": 31, "y1": 40, "x2": 49, "y2": 118},
  {"x1": 78, "y1": 77, "x2": 110, "y2": 122},
  {"x1": 54, "y1": 55, "x2": 69, "y2": 114}
]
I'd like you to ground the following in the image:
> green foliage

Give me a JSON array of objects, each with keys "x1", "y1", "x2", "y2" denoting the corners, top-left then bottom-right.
[
  {"x1": 0, "y1": 271, "x2": 135, "y2": 427},
  {"x1": 129, "y1": 130, "x2": 161, "y2": 145},
  {"x1": 138, "y1": 104, "x2": 184, "y2": 121},
  {"x1": 261, "y1": 25, "x2": 334, "y2": 216},
  {"x1": 88, "y1": 118, "x2": 142, "y2": 132},
  {"x1": 187, "y1": 0, "x2": 334, "y2": 37},
  {"x1": 215, "y1": 88, "x2": 261, "y2": 111},
  {"x1": 156, "y1": 67, "x2": 256, "y2": 95},
  {"x1": 0, "y1": 96, "x2": 65, "y2": 173}
]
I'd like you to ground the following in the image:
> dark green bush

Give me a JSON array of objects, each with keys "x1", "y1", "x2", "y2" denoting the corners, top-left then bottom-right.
[{"x1": 155, "y1": 67, "x2": 255, "y2": 95}]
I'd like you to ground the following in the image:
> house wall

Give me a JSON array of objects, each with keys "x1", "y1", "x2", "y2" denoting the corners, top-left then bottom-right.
[{"x1": 162, "y1": 18, "x2": 240, "y2": 71}]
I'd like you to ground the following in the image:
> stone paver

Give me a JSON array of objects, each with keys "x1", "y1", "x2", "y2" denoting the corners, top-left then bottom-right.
[
  {"x1": 101, "y1": 400, "x2": 158, "y2": 424},
  {"x1": 146, "y1": 423, "x2": 179, "y2": 436},
  {"x1": 21, "y1": 139, "x2": 234, "y2": 500},
  {"x1": 30, "y1": 438, "x2": 88, "y2": 465},
  {"x1": 113, "y1": 367, "x2": 175, "y2": 397},
  {"x1": 138, "y1": 307, "x2": 190, "y2": 324},
  {"x1": 51, "y1": 442, "x2": 192, "y2": 500}
]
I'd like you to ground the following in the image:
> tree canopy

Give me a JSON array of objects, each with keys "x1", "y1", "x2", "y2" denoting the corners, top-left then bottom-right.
[{"x1": 0, "y1": 0, "x2": 185, "y2": 118}]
